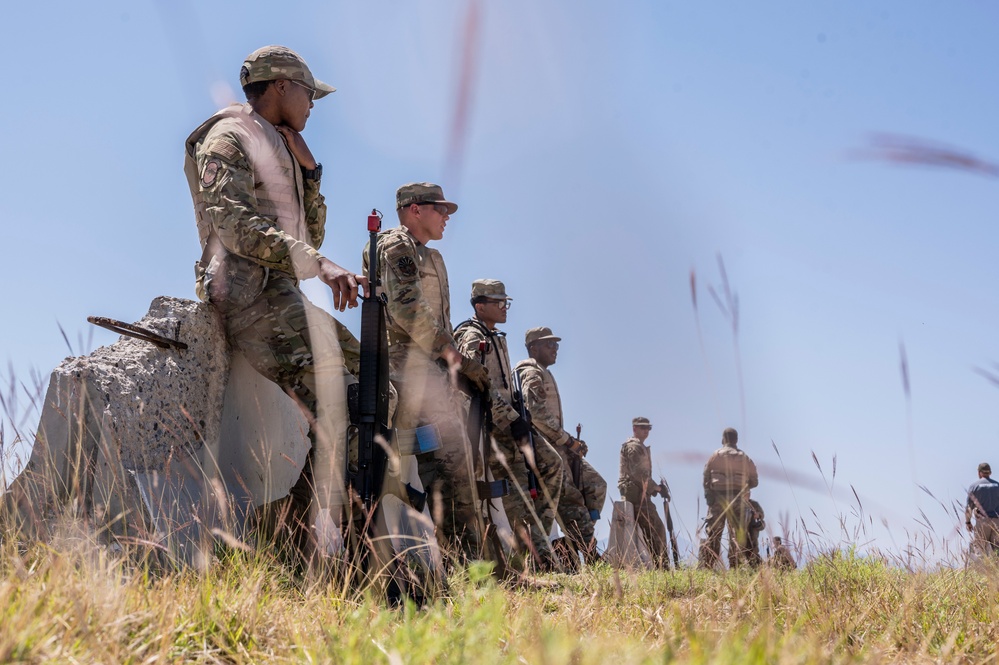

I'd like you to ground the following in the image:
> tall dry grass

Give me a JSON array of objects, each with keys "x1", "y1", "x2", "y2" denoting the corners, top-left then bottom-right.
[{"x1": 2, "y1": 529, "x2": 999, "y2": 664}]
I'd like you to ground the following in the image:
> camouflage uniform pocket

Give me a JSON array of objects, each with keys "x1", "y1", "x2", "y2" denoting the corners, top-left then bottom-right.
[{"x1": 203, "y1": 252, "x2": 268, "y2": 315}]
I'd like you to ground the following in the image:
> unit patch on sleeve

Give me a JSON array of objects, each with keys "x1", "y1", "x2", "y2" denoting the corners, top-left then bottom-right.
[
  {"x1": 395, "y1": 256, "x2": 418, "y2": 279},
  {"x1": 201, "y1": 158, "x2": 221, "y2": 188}
]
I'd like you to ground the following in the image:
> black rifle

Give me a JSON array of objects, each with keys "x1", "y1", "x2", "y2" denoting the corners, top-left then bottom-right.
[
  {"x1": 570, "y1": 424, "x2": 584, "y2": 490},
  {"x1": 659, "y1": 477, "x2": 681, "y2": 569},
  {"x1": 356, "y1": 209, "x2": 391, "y2": 516},
  {"x1": 510, "y1": 369, "x2": 540, "y2": 500},
  {"x1": 354, "y1": 209, "x2": 436, "y2": 603},
  {"x1": 464, "y1": 339, "x2": 510, "y2": 575}
]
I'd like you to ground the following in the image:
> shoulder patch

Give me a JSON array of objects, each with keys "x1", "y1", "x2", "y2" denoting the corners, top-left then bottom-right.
[
  {"x1": 395, "y1": 255, "x2": 418, "y2": 279},
  {"x1": 201, "y1": 158, "x2": 222, "y2": 188}
]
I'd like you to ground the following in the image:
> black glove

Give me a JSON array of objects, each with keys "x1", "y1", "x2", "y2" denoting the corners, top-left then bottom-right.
[{"x1": 510, "y1": 415, "x2": 531, "y2": 440}]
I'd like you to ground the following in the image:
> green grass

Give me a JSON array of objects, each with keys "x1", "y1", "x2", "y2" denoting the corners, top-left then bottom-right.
[{"x1": 2, "y1": 535, "x2": 998, "y2": 664}]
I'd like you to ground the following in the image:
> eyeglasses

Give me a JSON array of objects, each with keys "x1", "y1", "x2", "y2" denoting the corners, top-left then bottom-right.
[
  {"x1": 487, "y1": 299, "x2": 512, "y2": 310},
  {"x1": 288, "y1": 79, "x2": 317, "y2": 101},
  {"x1": 417, "y1": 202, "x2": 450, "y2": 216}
]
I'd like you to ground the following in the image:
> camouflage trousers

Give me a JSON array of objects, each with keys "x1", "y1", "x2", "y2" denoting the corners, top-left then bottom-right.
[
  {"x1": 744, "y1": 523, "x2": 764, "y2": 567},
  {"x1": 630, "y1": 497, "x2": 668, "y2": 569},
  {"x1": 489, "y1": 428, "x2": 562, "y2": 558},
  {"x1": 220, "y1": 273, "x2": 352, "y2": 548},
  {"x1": 390, "y1": 349, "x2": 482, "y2": 560},
  {"x1": 698, "y1": 491, "x2": 752, "y2": 569},
  {"x1": 553, "y1": 444, "x2": 607, "y2": 549}
]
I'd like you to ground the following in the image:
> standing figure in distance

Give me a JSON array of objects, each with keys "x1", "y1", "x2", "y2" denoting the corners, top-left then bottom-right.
[
  {"x1": 516, "y1": 327, "x2": 607, "y2": 565},
  {"x1": 362, "y1": 183, "x2": 490, "y2": 562},
  {"x1": 966, "y1": 461, "x2": 999, "y2": 558},
  {"x1": 454, "y1": 280, "x2": 563, "y2": 570},
  {"x1": 184, "y1": 45, "x2": 362, "y2": 562},
  {"x1": 697, "y1": 427, "x2": 758, "y2": 569},
  {"x1": 618, "y1": 416, "x2": 669, "y2": 569}
]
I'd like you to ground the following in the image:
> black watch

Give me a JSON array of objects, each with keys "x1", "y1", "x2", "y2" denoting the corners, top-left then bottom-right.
[{"x1": 302, "y1": 163, "x2": 322, "y2": 181}]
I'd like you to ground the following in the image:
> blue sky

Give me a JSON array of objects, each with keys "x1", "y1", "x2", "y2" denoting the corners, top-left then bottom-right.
[{"x1": 2, "y1": 1, "x2": 997, "y2": 563}]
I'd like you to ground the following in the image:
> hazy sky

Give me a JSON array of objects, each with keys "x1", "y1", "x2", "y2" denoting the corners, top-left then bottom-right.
[{"x1": 2, "y1": 1, "x2": 997, "y2": 563}]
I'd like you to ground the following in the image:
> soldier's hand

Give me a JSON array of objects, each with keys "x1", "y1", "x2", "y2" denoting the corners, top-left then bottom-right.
[
  {"x1": 459, "y1": 356, "x2": 490, "y2": 392},
  {"x1": 318, "y1": 258, "x2": 366, "y2": 310},
  {"x1": 275, "y1": 125, "x2": 318, "y2": 170},
  {"x1": 568, "y1": 437, "x2": 587, "y2": 456},
  {"x1": 510, "y1": 415, "x2": 531, "y2": 441}
]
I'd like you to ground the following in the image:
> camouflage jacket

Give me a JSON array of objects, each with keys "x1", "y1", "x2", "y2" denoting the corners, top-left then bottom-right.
[
  {"x1": 184, "y1": 103, "x2": 327, "y2": 304},
  {"x1": 514, "y1": 359, "x2": 570, "y2": 447},
  {"x1": 702, "y1": 445, "x2": 759, "y2": 494},
  {"x1": 618, "y1": 437, "x2": 655, "y2": 503},
  {"x1": 362, "y1": 226, "x2": 454, "y2": 364},
  {"x1": 454, "y1": 318, "x2": 519, "y2": 430}
]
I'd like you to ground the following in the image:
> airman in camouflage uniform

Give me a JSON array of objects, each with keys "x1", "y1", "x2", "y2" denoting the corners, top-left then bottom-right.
[
  {"x1": 698, "y1": 427, "x2": 759, "y2": 569},
  {"x1": 362, "y1": 183, "x2": 490, "y2": 561},
  {"x1": 742, "y1": 498, "x2": 765, "y2": 568},
  {"x1": 454, "y1": 280, "x2": 563, "y2": 569},
  {"x1": 618, "y1": 417, "x2": 668, "y2": 569},
  {"x1": 769, "y1": 536, "x2": 796, "y2": 571},
  {"x1": 515, "y1": 327, "x2": 607, "y2": 564},
  {"x1": 184, "y1": 45, "x2": 362, "y2": 559}
]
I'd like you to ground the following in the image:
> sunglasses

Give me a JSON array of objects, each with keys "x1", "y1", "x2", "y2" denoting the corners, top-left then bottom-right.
[
  {"x1": 288, "y1": 79, "x2": 317, "y2": 101},
  {"x1": 416, "y1": 202, "x2": 450, "y2": 216},
  {"x1": 484, "y1": 299, "x2": 511, "y2": 310}
]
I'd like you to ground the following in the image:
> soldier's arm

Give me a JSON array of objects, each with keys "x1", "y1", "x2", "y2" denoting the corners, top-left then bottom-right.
[
  {"x1": 303, "y1": 177, "x2": 327, "y2": 250},
  {"x1": 747, "y1": 457, "x2": 759, "y2": 489},
  {"x1": 273, "y1": 125, "x2": 328, "y2": 251},
  {"x1": 380, "y1": 238, "x2": 453, "y2": 359},
  {"x1": 456, "y1": 328, "x2": 519, "y2": 427},
  {"x1": 197, "y1": 133, "x2": 324, "y2": 279},
  {"x1": 618, "y1": 443, "x2": 637, "y2": 493},
  {"x1": 518, "y1": 367, "x2": 570, "y2": 446}
]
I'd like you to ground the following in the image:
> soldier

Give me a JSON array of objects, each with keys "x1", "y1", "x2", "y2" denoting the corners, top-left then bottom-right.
[
  {"x1": 697, "y1": 427, "x2": 759, "y2": 569},
  {"x1": 184, "y1": 45, "x2": 362, "y2": 560},
  {"x1": 965, "y1": 462, "x2": 999, "y2": 557},
  {"x1": 743, "y1": 498, "x2": 765, "y2": 568},
  {"x1": 515, "y1": 327, "x2": 607, "y2": 565},
  {"x1": 454, "y1": 280, "x2": 563, "y2": 570},
  {"x1": 769, "y1": 536, "x2": 796, "y2": 571},
  {"x1": 618, "y1": 417, "x2": 668, "y2": 569},
  {"x1": 362, "y1": 183, "x2": 490, "y2": 562}
]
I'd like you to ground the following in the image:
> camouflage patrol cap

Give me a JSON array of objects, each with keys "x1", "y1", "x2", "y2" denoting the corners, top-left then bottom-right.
[
  {"x1": 632, "y1": 417, "x2": 652, "y2": 428},
  {"x1": 396, "y1": 182, "x2": 458, "y2": 214},
  {"x1": 525, "y1": 326, "x2": 561, "y2": 347},
  {"x1": 471, "y1": 279, "x2": 511, "y2": 301},
  {"x1": 980, "y1": 462, "x2": 992, "y2": 474},
  {"x1": 240, "y1": 45, "x2": 336, "y2": 100}
]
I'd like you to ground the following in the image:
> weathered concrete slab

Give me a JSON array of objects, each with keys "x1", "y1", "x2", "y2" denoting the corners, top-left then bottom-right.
[
  {"x1": 2, "y1": 297, "x2": 231, "y2": 560},
  {"x1": 604, "y1": 500, "x2": 653, "y2": 569},
  {"x1": 214, "y1": 350, "x2": 310, "y2": 528}
]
